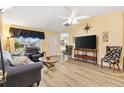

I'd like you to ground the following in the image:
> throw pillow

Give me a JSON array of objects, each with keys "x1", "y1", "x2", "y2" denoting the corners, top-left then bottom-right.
[
  {"x1": 22, "y1": 57, "x2": 34, "y2": 64},
  {"x1": 8, "y1": 58, "x2": 25, "y2": 66},
  {"x1": 8, "y1": 56, "x2": 34, "y2": 66}
]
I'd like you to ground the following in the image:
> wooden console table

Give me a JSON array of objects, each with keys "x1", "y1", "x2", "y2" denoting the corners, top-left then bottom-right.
[{"x1": 74, "y1": 49, "x2": 97, "y2": 64}]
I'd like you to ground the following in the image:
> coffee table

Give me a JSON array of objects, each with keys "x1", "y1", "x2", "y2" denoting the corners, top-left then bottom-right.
[{"x1": 41, "y1": 58, "x2": 57, "y2": 69}]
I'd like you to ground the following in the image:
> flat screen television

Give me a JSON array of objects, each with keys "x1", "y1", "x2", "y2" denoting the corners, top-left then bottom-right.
[{"x1": 75, "y1": 35, "x2": 96, "y2": 49}]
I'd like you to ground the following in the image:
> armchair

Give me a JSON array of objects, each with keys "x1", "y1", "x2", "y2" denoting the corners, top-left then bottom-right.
[
  {"x1": 101, "y1": 46, "x2": 122, "y2": 72},
  {"x1": 64, "y1": 45, "x2": 73, "y2": 60},
  {"x1": 24, "y1": 47, "x2": 44, "y2": 62}
]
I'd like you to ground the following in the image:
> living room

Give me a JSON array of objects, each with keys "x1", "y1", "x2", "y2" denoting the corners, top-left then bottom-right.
[{"x1": 0, "y1": 5, "x2": 124, "y2": 89}]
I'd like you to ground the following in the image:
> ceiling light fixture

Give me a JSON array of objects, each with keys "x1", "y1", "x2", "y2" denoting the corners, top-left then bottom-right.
[{"x1": 58, "y1": 8, "x2": 90, "y2": 27}]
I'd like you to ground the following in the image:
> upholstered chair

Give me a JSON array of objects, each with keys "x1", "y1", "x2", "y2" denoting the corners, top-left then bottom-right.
[
  {"x1": 64, "y1": 45, "x2": 73, "y2": 60},
  {"x1": 101, "y1": 46, "x2": 122, "y2": 72}
]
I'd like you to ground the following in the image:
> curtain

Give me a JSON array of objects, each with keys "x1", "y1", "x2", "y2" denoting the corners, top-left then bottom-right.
[{"x1": 9, "y1": 27, "x2": 45, "y2": 39}]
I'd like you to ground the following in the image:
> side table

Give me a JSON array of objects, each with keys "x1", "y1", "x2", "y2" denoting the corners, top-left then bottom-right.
[
  {"x1": 0, "y1": 70, "x2": 6, "y2": 87},
  {"x1": 0, "y1": 70, "x2": 7, "y2": 87},
  {"x1": 39, "y1": 57, "x2": 57, "y2": 72},
  {"x1": 0, "y1": 79, "x2": 5, "y2": 87}
]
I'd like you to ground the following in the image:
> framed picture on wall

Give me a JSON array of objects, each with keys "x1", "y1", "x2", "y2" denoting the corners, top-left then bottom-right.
[{"x1": 102, "y1": 31, "x2": 109, "y2": 42}]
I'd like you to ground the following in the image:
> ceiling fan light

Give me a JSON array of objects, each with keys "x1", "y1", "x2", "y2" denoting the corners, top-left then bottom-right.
[
  {"x1": 72, "y1": 19, "x2": 79, "y2": 24},
  {"x1": 68, "y1": 19, "x2": 72, "y2": 24}
]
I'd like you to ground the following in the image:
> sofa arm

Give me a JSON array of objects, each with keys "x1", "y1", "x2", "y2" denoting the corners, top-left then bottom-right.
[
  {"x1": 6, "y1": 62, "x2": 43, "y2": 77},
  {"x1": 32, "y1": 52, "x2": 44, "y2": 58},
  {"x1": 32, "y1": 54, "x2": 42, "y2": 58}
]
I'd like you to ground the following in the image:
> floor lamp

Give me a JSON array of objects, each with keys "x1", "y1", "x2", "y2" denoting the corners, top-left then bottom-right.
[
  {"x1": 0, "y1": 34, "x2": 5, "y2": 86},
  {"x1": 5, "y1": 34, "x2": 11, "y2": 52}
]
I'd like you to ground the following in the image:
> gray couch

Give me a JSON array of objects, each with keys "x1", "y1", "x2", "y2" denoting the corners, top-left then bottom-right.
[
  {"x1": 0, "y1": 51, "x2": 43, "y2": 87},
  {"x1": 5, "y1": 63, "x2": 43, "y2": 87}
]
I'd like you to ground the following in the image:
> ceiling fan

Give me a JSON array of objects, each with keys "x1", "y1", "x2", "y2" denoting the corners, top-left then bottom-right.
[
  {"x1": 0, "y1": 6, "x2": 12, "y2": 13},
  {"x1": 58, "y1": 8, "x2": 90, "y2": 27}
]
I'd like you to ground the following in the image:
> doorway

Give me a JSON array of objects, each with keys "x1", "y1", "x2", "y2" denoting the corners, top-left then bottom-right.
[
  {"x1": 48, "y1": 35, "x2": 57, "y2": 56},
  {"x1": 60, "y1": 32, "x2": 69, "y2": 61}
]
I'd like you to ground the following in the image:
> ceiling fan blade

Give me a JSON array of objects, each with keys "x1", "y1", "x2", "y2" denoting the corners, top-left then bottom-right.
[
  {"x1": 0, "y1": 6, "x2": 12, "y2": 12},
  {"x1": 57, "y1": 16, "x2": 69, "y2": 19},
  {"x1": 70, "y1": 8, "x2": 78, "y2": 18},
  {"x1": 62, "y1": 20, "x2": 69, "y2": 25},
  {"x1": 76, "y1": 16, "x2": 90, "y2": 20}
]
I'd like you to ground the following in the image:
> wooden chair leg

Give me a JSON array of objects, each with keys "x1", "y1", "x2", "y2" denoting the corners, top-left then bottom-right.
[
  {"x1": 37, "y1": 81, "x2": 40, "y2": 87},
  {"x1": 109, "y1": 63, "x2": 111, "y2": 69},
  {"x1": 101, "y1": 61, "x2": 103, "y2": 68},
  {"x1": 112, "y1": 64, "x2": 115, "y2": 72},
  {"x1": 116, "y1": 63, "x2": 120, "y2": 70}
]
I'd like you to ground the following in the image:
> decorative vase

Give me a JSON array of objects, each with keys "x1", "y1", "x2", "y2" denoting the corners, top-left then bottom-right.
[{"x1": 46, "y1": 56, "x2": 50, "y2": 60}]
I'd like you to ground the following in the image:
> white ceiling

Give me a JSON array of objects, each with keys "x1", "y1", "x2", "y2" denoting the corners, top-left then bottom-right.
[{"x1": 2, "y1": 6, "x2": 124, "y2": 32}]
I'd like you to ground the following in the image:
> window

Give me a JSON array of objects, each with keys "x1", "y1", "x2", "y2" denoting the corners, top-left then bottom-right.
[{"x1": 14, "y1": 36, "x2": 41, "y2": 53}]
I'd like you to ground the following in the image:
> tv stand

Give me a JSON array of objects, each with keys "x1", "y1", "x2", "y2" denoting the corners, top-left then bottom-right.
[{"x1": 74, "y1": 49, "x2": 97, "y2": 64}]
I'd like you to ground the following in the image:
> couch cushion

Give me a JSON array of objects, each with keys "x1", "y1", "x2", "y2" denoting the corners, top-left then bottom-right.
[
  {"x1": 8, "y1": 59, "x2": 25, "y2": 66},
  {"x1": 0, "y1": 51, "x2": 34, "y2": 68},
  {"x1": 9, "y1": 56, "x2": 34, "y2": 66}
]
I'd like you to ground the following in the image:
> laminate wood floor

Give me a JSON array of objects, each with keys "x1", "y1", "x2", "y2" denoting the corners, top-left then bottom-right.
[{"x1": 39, "y1": 59, "x2": 124, "y2": 87}]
